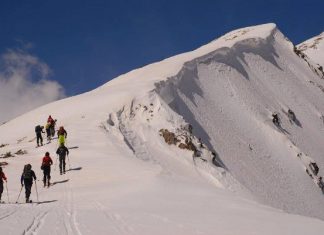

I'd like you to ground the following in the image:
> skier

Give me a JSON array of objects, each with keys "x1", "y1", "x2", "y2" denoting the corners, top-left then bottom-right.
[
  {"x1": 47, "y1": 115, "x2": 54, "y2": 124},
  {"x1": 21, "y1": 164, "x2": 36, "y2": 203},
  {"x1": 41, "y1": 152, "x2": 53, "y2": 187},
  {"x1": 57, "y1": 126, "x2": 67, "y2": 146},
  {"x1": 0, "y1": 167, "x2": 7, "y2": 202},
  {"x1": 56, "y1": 143, "x2": 69, "y2": 174},
  {"x1": 45, "y1": 122, "x2": 51, "y2": 142},
  {"x1": 50, "y1": 119, "x2": 57, "y2": 137},
  {"x1": 47, "y1": 115, "x2": 56, "y2": 137},
  {"x1": 35, "y1": 125, "x2": 45, "y2": 147},
  {"x1": 272, "y1": 113, "x2": 280, "y2": 126}
]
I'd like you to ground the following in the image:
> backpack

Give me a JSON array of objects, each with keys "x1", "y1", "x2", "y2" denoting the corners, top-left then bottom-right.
[
  {"x1": 57, "y1": 147, "x2": 67, "y2": 157},
  {"x1": 35, "y1": 125, "x2": 41, "y2": 132},
  {"x1": 42, "y1": 156, "x2": 52, "y2": 167},
  {"x1": 23, "y1": 168, "x2": 32, "y2": 179}
]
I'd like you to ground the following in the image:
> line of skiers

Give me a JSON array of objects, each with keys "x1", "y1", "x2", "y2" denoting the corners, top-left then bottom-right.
[
  {"x1": 3, "y1": 144, "x2": 70, "y2": 203},
  {"x1": 35, "y1": 115, "x2": 68, "y2": 147},
  {"x1": 1, "y1": 114, "x2": 70, "y2": 203}
]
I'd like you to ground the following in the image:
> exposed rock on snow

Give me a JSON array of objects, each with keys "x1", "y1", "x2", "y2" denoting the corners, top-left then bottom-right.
[{"x1": 297, "y1": 32, "x2": 324, "y2": 78}]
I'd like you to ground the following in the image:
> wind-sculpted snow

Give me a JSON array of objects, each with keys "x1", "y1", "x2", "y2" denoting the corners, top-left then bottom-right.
[
  {"x1": 1, "y1": 23, "x2": 324, "y2": 234},
  {"x1": 155, "y1": 29, "x2": 324, "y2": 219}
]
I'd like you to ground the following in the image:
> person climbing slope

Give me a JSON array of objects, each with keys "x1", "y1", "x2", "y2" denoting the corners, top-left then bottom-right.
[
  {"x1": 57, "y1": 126, "x2": 68, "y2": 146},
  {"x1": 35, "y1": 125, "x2": 45, "y2": 147},
  {"x1": 47, "y1": 115, "x2": 56, "y2": 137},
  {"x1": 45, "y1": 122, "x2": 52, "y2": 142},
  {"x1": 56, "y1": 143, "x2": 69, "y2": 175},
  {"x1": 41, "y1": 152, "x2": 53, "y2": 187},
  {"x1": 47, "y1": 115, "x2": 54, "y2": 124},
  {"x1": 21, "y1": 164, "x2": 36, "y2": 203},
  {"x1": 0, "y1": 167, "x2": 7, "y2": 203}
]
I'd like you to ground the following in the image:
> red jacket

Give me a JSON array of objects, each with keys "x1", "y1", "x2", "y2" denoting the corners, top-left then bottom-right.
[
  {"x1": 42, "y1": 156, "x2": 53, "y2": 167},
  {"x1": 0, "y1": 172, "x2": 7, "y2": 182},
  {"x1": 47, "y1": 117, "x2": 55, "y2": 126}
]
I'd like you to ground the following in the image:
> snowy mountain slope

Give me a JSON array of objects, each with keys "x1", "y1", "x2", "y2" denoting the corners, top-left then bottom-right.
[
  {"x1": 298, "y1": 32, "x2": 324, "y2": 69},
  {"x1": 154, "y1": 25, "x2": 324, "y2": 219},
  {"x1": 1, "y1": 23, "x2": 324, "y2": 234}
]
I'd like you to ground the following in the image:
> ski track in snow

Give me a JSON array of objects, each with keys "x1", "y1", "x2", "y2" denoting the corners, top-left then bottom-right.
[
  {"x1": 0, "y1": 208, "x2": 18, "y2": 220},
  {"x1": 23, "y1": 211, "x2": 49, "y2": 235},
  {"x1": 93, "y1": 201, "x2": 133, "y2": 234},
  {"x1": 59, "y1": 170, "x2": 82, "y2": 235}
]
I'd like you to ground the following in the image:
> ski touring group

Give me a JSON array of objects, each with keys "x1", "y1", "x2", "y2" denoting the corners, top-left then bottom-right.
[{"x1": 0, "y1": 115, "x2": 71, "y2": 204}]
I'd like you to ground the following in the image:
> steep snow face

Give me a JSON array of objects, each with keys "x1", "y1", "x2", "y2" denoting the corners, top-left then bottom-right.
[
  {"x1": 155, "y1": 28, "x2": 324, "y2": 219},
  {"x1": 1, "y1": 23, "x2": 324, "y2": 234},
  {"x1": 298, "y1": 32, "x2": 324, "y2": 68}
]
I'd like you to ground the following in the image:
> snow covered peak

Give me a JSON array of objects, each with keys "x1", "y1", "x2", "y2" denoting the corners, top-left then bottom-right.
[
  {"x1": 2, "y1": 23, "x2": 324, "y2": 234},
  {"x1": 218, "y1": 23, "x2": 277, "y2": 42},
  {"x1": 99, "y1": 23, "x2": 282, "y2": 94},
  {"x1": 297, "y1": 32, "x2": 324, "y2": 68}
]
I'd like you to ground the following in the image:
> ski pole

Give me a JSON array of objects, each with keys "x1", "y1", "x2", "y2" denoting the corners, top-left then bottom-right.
[
  {"x1": 5, "y1": 181, "x2": 9, "y2": 203},
  {"x1": 34, "y1": 180, "x2": 39, "y2": 202},
  {"x1": 67, "y1": 154, "x2": 71, "y2": 170},
  {"x1": 54, "y1": 155, "x2": 58, "y2": 171},
  {"x1": 16, "y1": 185, "x2": 23, "y2": 203}
]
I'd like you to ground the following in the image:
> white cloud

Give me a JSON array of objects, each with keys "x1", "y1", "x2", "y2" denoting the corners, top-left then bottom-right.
[{"x1": 0, "y1": 49, "x2": 65, "y2": 123}]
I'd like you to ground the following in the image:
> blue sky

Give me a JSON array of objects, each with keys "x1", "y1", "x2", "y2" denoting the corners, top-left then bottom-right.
[{"x1": 0, "y1": 0, "x2": 323, "y2": 96}]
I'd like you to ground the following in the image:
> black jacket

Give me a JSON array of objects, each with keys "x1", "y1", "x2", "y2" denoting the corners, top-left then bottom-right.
[
  {"x1": 21, "y1": 170, "x2": 36, "y2": 185},
  {"x1": 35, "y1": 125, "x2": 44, "y2": 134},
  {"x1": 56, "y1": 146, "x2": 69, "y2": 157}
]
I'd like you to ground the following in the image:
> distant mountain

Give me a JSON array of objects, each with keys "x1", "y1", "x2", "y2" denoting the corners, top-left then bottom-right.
[{"x1": 1, "y1": 23, "x2": 324, "y2": 234}]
